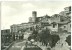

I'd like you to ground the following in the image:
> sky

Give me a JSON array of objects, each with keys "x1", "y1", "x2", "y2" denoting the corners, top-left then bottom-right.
[{"x1": 1, "y1": 1, "x2": 71, "y2": 30}]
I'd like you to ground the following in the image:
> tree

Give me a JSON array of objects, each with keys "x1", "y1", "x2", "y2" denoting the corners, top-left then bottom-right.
[
  {"x1": 51, "y1": 34, "x2": 60, "y2": 48},
  {"x1": 28, "y1": 29, "x2": 38, "y2": 41},
  {"x1": 65, "y1": 35, "x2": 71, "y2": 46},
  {"x1": 37, "y1": 28, "x2": 51, "y2": 46}
]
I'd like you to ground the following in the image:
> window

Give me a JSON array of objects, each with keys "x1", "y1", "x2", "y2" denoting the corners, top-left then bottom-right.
[
  {"x1": 61, "y1": 19, "x2": 64, "y2": 22},
  {"x1": 6, "y1": 30, "x2": 8, "y2": 33},
  {"x1": 52, "y1": 22, "x2": 56, "y2": 28},
  {"x1": 70, "y1": 24, "x2": 71, "y2": 27},
  {"x1": 64, "y1": 26, "x2": 66, "y2": 28},
  {"x1": 30, "y1": 27, "x2": 32, "y2": 31},
  {"x1": 53, "y1": 24, "x2": 56, "y2": 28}
]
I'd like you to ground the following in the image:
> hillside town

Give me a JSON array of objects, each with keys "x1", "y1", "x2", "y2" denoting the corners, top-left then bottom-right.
[{"x1": 1, "y1": 6, "x2": 71, "y2": 50}]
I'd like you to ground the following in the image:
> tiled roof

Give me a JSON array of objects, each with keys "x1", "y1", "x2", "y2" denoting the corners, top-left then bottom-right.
[{"x1": 58, "y1": 21, "x2": 70, "y2": 24}]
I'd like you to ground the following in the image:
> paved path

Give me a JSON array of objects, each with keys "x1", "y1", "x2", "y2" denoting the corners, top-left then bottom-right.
[{"x1": 8, "y1": 41, "x2": 26, "y2": 50}]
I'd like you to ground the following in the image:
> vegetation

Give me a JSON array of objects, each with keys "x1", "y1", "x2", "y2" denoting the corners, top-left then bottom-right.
[
  {"x1": 28, "y1": 27, "x2": 60, "y2": 48},
  {"x1": 65, "y1": 35, "x2": 71, "y2": 46},
  {"x1": 51, "y1": 35, "x2": 60, "y2": 48}
]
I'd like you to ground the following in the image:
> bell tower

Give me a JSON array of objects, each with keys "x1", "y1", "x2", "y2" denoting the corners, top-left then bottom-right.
[{"x1": 32, "y1": 11, "x2": 37, "y2": 23}]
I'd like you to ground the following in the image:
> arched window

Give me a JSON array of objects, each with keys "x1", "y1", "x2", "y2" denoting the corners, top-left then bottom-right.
[{"x1": 52, "y1": 22, "x2": 57, "y2": 28}]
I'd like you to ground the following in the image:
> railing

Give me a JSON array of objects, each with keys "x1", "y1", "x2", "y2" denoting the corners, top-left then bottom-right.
[{"x1": 5, "y1": 41, "x2": 15, "y2": 50}]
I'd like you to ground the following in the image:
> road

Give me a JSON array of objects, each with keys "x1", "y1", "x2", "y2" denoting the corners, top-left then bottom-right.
[{"x1": 8, "y1": 41, "x2": 26, "y2": 50}]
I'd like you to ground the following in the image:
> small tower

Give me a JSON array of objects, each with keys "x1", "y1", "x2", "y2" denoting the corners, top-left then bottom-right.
[
  {"x1": 29, "y1": 17, "x2": 32, "y2": 22},
  {"x1": 32, "y1": 11, "x2": 37, "y2": 23}
]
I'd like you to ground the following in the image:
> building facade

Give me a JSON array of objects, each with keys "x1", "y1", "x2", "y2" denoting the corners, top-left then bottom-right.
[{"x1": 1, "y1": 29, "x2": 12, "y2": 48}]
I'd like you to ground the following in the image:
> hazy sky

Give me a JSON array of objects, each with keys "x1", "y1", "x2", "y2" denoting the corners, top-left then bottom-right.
[{"x1": 1, "y1": 1, "x2": 71, "y2": 30}]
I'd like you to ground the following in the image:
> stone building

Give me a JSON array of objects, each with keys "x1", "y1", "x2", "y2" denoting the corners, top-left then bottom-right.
[
  {"x1": 1, "y1": 29, "x2": 12, "y2": 47},
  {"x1": 10, "y1": 6, "x2": 71, "y2": 40},
  {"x1": 58, "y1": 6, "x2": 71, "y2": 33},
  {"x1": 59, "y1": 6, "x2": 71, "y2": 17}
]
